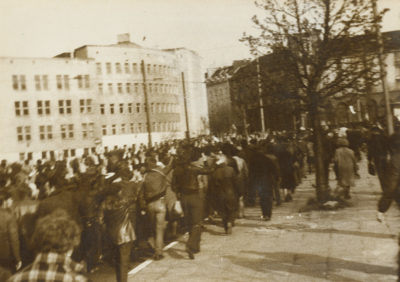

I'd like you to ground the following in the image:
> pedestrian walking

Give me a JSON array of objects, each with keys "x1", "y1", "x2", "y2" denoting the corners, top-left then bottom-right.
[{"x1": 333, "y1": 138, "x2": 358, "y2": 199}]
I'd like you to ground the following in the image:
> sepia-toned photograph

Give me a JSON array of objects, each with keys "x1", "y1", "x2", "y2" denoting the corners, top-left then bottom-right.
[{"x1": 0, "y1": 0, "x2": 400, "y2": 281}]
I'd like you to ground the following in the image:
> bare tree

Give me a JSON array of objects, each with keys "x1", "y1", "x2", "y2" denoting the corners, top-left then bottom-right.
[{"x1": 242, "y1": 0, "x2": 385, "y2": 202}]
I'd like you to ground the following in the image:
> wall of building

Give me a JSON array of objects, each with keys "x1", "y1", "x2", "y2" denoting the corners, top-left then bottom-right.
[
  {"x1": 167, "y1": 48, "x2": 209, "y2": 136},
  {"x1": 206, "y1": 81, "x2": 232, "y2": 134},
  {"x1": 0, "y1": 57, "x2": 99, "y2": 162},
  {"x1": 75, "y1": 43, "x2": 188, "y2": 148}
]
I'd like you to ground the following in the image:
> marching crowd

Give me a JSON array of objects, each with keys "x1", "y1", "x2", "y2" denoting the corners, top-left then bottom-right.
[{"x1": 0, "y1": 123, "x2": 399, "y2": 282}]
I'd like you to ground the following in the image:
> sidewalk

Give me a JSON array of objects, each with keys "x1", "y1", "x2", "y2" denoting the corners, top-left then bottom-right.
[{"x1": 129, "y1": 161, "x2": 399, "y2": 282}]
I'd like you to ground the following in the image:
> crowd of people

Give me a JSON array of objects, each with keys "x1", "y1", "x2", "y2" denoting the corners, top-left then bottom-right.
[{"x1": 0, "y1": 123, "x2": 398, "y2": 282}]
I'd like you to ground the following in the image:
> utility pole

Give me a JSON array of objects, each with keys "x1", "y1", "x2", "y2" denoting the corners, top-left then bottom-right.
[
  {"x1": 256, "y1": 57, "x2": 266, "y2": 132},
  {"x1": 372, "y1": 0, "x2": 393, "y2": 135},
  {"x1": 140, "y1": 60, "x2": 152, "y2": 147},
  {"x1": 181, "y1": 72, "x2": 190, "y2": 139}
]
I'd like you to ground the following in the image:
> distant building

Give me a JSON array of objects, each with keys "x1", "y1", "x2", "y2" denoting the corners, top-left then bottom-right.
[
  {"x1": 0, "y1": 34, "x2": 208, "y2": 161},
  {"x1": 205, "y1": 60, "x2": 248, "y2": 135},
  {"x1": 206, "y1": 30, "x2": 400, "y2": 134}
]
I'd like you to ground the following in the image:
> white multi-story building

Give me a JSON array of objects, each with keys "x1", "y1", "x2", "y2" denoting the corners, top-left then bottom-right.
[
  {"x1": 0, "y1": 34, "x2": 208, "y2": 161},
  {"x1": 0, "y1": 56, "x2": 100, "y2": 162}
]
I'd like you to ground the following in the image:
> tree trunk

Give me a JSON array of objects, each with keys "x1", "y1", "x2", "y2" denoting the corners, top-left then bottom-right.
[
  {"x1": 241, "y1": 106, "x2": 249, "y2": 138},
  {"x1": 310, "y1": 106, "x2": 329, "y2": 203}
]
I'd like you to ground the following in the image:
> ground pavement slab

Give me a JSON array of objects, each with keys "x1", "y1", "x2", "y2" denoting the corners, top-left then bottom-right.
[{"x1": 128, "y1": 161, "x2": 398, "y2": 282}]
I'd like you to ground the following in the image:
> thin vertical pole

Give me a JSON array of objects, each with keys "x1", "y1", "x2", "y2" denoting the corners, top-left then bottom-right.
[
  {"x1": 141, "y1": 60, "x2": 152, "y2": 147},
  {"x1": 181, "y1": 72, "x2": 190, "y2": 139},
  {"x1": 372, "y1": 0, "x2": 393, "y2": 135},
  {"x1": 256, "y1": 57, "x2": 266, "y2": 132}
]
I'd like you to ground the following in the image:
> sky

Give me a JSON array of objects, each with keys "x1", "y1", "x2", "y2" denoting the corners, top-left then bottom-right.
[{"x1": 0, "y1": 0, "x2": 399, "y2": 70}]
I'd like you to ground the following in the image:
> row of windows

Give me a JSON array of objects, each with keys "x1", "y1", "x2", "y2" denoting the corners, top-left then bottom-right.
[
  {"x1": 12, "y1": 74, "x2": 90, "y2": 91},
  {"x1": 100, "y1": 102, "x2": 178, "y2": 115},
  {"x1": 101, "y1": 122, "x2": 179, "y2": 136},
  {"x1": 16, "y1": 123, "x2": 95, "y2": 142},
  {"x1": 98, "y1": 82, "x2": 177, "y2": 95},
  {"x1": 97, "y1": 62, "x2": 174, "y2": 76},
  {"x1": 14, "y1": 99, "x2": 93, "y2": 116},
  {"x1": 19, "y1": 147, "x2": 97, "y2": 161}
]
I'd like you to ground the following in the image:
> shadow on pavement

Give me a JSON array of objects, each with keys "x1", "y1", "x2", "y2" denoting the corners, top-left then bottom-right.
[
  {"x1": 302, "y1": 228, "x2": 396, "y2": 239},
  {"x1": 225, "y1": 251, "x2": 396, "y2": 281}
]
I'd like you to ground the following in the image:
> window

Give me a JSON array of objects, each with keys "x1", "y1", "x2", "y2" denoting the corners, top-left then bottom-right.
[
  {"x1": 152, "y1": 122, "x2": 156, "y2": 131},
  {"x1": 61, "y1": 124, "x2": 74, "y2": 139},
  {"x1": 79, "y1": 99, "x2": 92, "y2": 113},
  {"x1": 15, "y1": 101, "x2": 29, "y2": 116},
  {"x1": 148, "y1": 83, "x2": 152, "y2": 92},
  {"x1": 136, "y1": 103, "x2": 140, "y2": 113},
  {"x1": 121, "y1": 124, "x2": 126, "y2": 134},
  {"x1": 156, "y1": 103, "x2": 160, "y2": 113},
  {"x1": 34, "y1": 75, "x2": 49, "y2": 91},
  {"x1": 117, "y1": 83, "x2": 123, "y2": 94},
  {"x1": 82, "y1": 123, "x2": 94, "y2": 138},
  {"x1": 108, "y1": 83, "x2": 113, "y2": 94},
  {"x1": 134, "y1": 83, "x2": 139, "y2": 93},
  {"x1": 106, "y1": 62, "x2": 112, "y2": 74},
  {"x1": 17, "y1": 126, "x2": 31, "y2": 142},
  {"x1": 58, "y1": 100, "x2": 72, "y2": 114},
  {"x1": 102, "y1": 125, "x2": 107, "y2": 136},
  {"x1": 39, "y1": 125, "x2": 52, "y2": 140},
  {"x1": 64, "y1": 75, "x2": 69, "y2": 90},
  {"x1": 37, "y1": 100, "x2": 50, "y2": 115},
  {"x1": 126, "y1": 83, "x2": 131, "y2": 93},
  {"x1": 153, "y1": 65, "x2": 157, "y2": 74},
  {"x1": 119, "y1": 103, "x2": 124, "y2": 113},
  {"x1": 43, "y1": 75, "x2": 48, "y2": 90},
  {"x1": 110, "y1": 104, "x2": 115, "y2": 114},
  {"x1": 84, "y1": 75, "x2": 90, "y2": 88},
  {"x1": 138, "y1": 123, "x2": 142, "y2": 133},
  {"x1": 35, "y1": 75, "x2": 41, "y2": 90},
  {"x1": 12, "y1": 75, "x2": 18, "y2": 90},
  {"x1": 147, "y1": 64, "x2": 151, "y2": 74},
  {"x1": 111, "y1": 124, "x2": 116, "y2": 135},
  {"x1": 57, "y1": 75, "x2": 62, "y2": 89},
  {"x1": 96, "y1": 63, "x2": 102, "y2": 74},
  {"x1": 124, "y1": 62, "x2": 130, "y2": 73},
  {"x1": 12, "y1": 74, "x2": 27, "y2": 91},
  {"x1": 98, "y1": 83, "x2": 103, "y2": 94},
  {"x1": 100, "y1": 104, "x2": 105, "y2": 114},
  {"x1": 130, "y1": 123, "x2": 134, "y2": 133},
  {"x1": 150, "y1": 103, "x2": 154, "y2": 113},
  {"x1": 20, "y1": 75, "x2": 26, "y2": 90},
  {"x1": 116, "y1": 63, "x2": 122, "y2": 73},
  {"x1": 127, "y1": 103, "x2": 132, "y2": 113},
  {"x1": 77, "y1": 75, "x2": 83, "y2": 88},
  {"x1": 56, "y1": 75, "x2": 69, "y2": 90},
  {"x1": 132, "y1": 63, "x2": 138, "y2": 73}
]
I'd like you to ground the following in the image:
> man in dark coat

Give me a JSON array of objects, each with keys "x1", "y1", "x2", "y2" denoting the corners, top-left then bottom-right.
[
  {"x1": 173, "y1": 148, "x2": 213, "y2": 259},
  {"x1": 367, "y1": 126, "x2": 389, "y2": 191},
  {"x1": 211, "y1": 153, "x2": 238, "y2": 234}
]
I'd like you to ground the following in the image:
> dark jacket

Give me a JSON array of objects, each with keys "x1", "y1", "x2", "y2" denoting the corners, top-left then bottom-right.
[
  {"x1": 172, "y1": 163, "x2": 213, "y2": 198},
  {"x1": 0, "y1": 208, "x2": 20, "y2": 264}
]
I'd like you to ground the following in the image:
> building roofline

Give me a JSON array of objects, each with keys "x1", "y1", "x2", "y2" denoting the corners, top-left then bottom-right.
[{"x1": 0, "y1": 56, "x2": 94, "y2": 61}]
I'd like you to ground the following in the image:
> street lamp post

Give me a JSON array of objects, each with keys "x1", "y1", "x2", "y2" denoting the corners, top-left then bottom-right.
[{"x1": 140, "y1": 60, "x2": 152, "y2": 148}]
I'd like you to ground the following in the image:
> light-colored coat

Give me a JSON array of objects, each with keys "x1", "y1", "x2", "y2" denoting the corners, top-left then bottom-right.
[{"x1": 334, "y1": 147, "x2": 357, "y2": 187}]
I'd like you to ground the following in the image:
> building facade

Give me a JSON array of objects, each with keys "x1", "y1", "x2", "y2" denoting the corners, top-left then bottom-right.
[
  {"x1": 0, "y1": 34, "x2": 208, "y2": 161},
  {"x1": 0, "y1": 57, "x2": 100, "y2": 162}
]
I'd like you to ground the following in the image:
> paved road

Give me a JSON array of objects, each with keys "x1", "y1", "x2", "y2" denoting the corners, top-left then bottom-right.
[{"x1": 128, "y1": 161, "x2": 399, "y2": 282}]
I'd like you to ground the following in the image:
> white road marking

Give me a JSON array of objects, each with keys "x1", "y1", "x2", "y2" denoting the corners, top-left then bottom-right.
[{"x1": 128, "y1": 238, "x2": 183, "y2": 276}]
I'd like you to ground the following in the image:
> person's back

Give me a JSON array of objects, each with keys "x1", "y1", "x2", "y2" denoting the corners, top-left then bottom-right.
[
  {"x1": 8, "y1": 209, "x2": 87, "y2": 282},
  {"x1": 0, "y1": 206, "x2": 20, "y2": 276}
]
